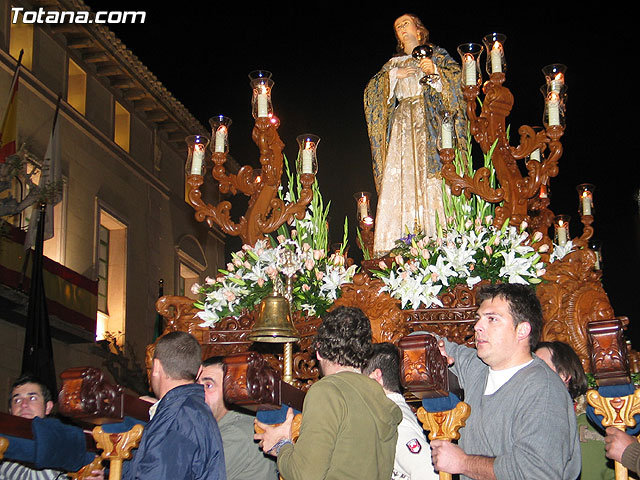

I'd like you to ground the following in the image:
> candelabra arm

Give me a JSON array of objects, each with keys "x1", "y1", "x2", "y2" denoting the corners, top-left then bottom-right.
[
  {"x1": 256, "y1": 173, "x2": 315, "y2": 235},
  {"x1": 187, "y1": 175, "x2": 244, "y2": 237},
  {"x1": 440, "y1": 149, "x2": 505, "y2": 203}
]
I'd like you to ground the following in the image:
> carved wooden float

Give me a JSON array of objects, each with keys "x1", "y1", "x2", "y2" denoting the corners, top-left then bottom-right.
[{"x1": 154, "y1": 249, "x2": 636, "y2": 389}]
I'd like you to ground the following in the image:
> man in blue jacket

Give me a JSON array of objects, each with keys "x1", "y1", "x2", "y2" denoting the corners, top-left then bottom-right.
[{"x1": 123, "y1": 331, "x2": 226, "y2": 479}]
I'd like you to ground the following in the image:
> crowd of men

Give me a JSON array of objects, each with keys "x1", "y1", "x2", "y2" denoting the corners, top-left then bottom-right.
[{"x1": 3, "y1": 283, "x2": 639, "y2": 479}]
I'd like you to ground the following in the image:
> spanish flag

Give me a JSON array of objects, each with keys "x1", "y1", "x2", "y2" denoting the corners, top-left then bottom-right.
[{"x1": 0, "y1": 51, "x2": 22, "y2": 163}]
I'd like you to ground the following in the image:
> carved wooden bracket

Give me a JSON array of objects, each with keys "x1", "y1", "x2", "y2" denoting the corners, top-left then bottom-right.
[
  {"x1": 93, "y1": 424, "x2": 144, "y2": 480},
  {"x1": 417, "y1": 402, "x2": 471, "y2": 441},
  {"x1": 0, "y1": 436, "x2": 8, "y2": 460},
  {"x1": 223, "y1": 352, "x2": 306, "y2": 412},
  {"x1": 588, "y1": 319, "x2": 631, "y2": 386},
  {"x1": 58, "y1": 367, "x2": 150, "y2": 424},
  {"x1": 587, "y1": 389, "x2": 640, "y2": 430},
  {"x1": 398, "y1": 334, "x2": 448, "y2": 399}
]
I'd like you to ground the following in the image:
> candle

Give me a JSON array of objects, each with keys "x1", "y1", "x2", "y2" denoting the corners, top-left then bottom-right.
[
  {"x1": 214, "y1": 126, "x2": 227, "y2": 153},
  {"x1": 491, "y1": 42, "x2": 502, "y2": 73},
  {"x1": 556, "y1": 220, "x2": 567, "y2": 246},
  {"x1": 442, "y1": 122, "x2": 453, "y2": 149},
  {"x1": 547, "y1": 92, "x2": 560, "y2": 126},
  {"x1": 190, "y1": 143, "x2": 205, "y2": 175},
  {"x1": 464, "y1": 54, "x2": 476, "y2": 86},
  {"x1": 358, "y1": 197, "x2": 368, "y2": 220},
  {"x1": 302, "y1": 141, "x2": 313, "y2": 174},
  {"x1": 581, "y1": 192, "x2": 592, "y2": 216},
  {"x1": 529, "y1": 148, "x2": 540, "y2": 162},
  {"x1": 539, "y1": 184, "x2": 548, "y2": 199},
  {"x1": 551, "y1": 73, "x2": 564, "y2": 93},
  {"x1": 257, "y1": 85, "x2": 269, "y2": 118}
]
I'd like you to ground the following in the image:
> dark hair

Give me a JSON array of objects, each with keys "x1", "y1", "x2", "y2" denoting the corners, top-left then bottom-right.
[
  {"x1": 154, "y1": 331, "x2": 202, "y2": 381},
  {"x1": 9, "y1": 374, "x2": 52, "y2": 409},
  {"x1": 201, "y1": 356, "x2": 227, "y2": 376},
  {"x1": 476, "y1": 283, "x2": 543, "y2": 351},
  {"x1": 313, "y1": 306, "x2": 373, "y2": 370},
  {"x1": 363, "y1": 342, "x2": 402, "y2": 394},
  {"x1": 536, "y1": 341, "x2": 588, "y2": 399},
  {"x1": 394, "y1": 13, "x2": 430, "y2": 54}
]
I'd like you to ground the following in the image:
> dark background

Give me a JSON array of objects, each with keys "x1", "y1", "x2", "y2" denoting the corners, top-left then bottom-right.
[{"x1": 91, "y1": 3, "x2": 639, "y2": 344}]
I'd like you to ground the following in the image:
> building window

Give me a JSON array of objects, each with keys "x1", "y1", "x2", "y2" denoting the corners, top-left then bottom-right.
[
  {"x1": 9, "y1": 7, "x2": 33, "y2": 69},
  {"x1": 179, "y1": 262, "x2": 200, "y2": 300},
  {"x1": 114, "y1": 101, "x2": 130, "y2": 152},
  {"x1": 96, "y1": 208, "x2": 127, "y2": 344},
  {"x1": 67, "y1": 59, "x2": 87, "y2": 115}
]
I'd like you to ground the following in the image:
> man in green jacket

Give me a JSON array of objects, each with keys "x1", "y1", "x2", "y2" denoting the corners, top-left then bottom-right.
[{"x1": 255, "y1": 306, "x2": 402, "y2": 480}]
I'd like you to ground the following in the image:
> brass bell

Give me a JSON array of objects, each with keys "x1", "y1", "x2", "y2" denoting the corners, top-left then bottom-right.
[{"x1": 249, "y1": 292, "x2": 299, "y2": 343}]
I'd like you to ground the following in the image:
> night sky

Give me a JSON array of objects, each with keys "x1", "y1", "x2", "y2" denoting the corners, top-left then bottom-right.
[{"x1": 91, "y1": 3, "x2": 639, "y2": 343}]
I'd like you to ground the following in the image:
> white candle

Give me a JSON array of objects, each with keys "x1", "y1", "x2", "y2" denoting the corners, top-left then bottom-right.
[
  {"x1": 581, "y1": 193, "x2": 592, "y2": 216},
  {"x1": 358, "y1": 197, "x2": 368, "y2": 219},
  {"x1": 442, "y1": 123, "x2": 453, "y2": 149},
  {"x1": 557, "y1": 222, "x2": 567, "y2": 246},
  {"x1": 302, "y1": 142, "x2": 313, "y2": 174},
  {"x1": 464, "y1": 54, "x2": 476, "y2": 86},
  {"x1": 191, "y1": 144, "x2": 205, "y2": 175},
  {"x1": 551, "y1": 73, "x2": 564, "y2": 93},
  {"x1": 257, "y1": 93, "x2": 268, "y2": 117},
  {"x1": 491, "y1": 43, "x2": 502, "y2": 73},
  {"x1": 529, "y1": 148, "x2": 541, "y2": 162},
  {"x1": 547, "y1": 93, "x2": 560, "y2": 126},
  {"x1": 214, "y1": 126, "x2": 227, "y2": 153}
]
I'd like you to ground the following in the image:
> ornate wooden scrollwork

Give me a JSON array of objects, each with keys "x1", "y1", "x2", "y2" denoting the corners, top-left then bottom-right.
[
  {"x1": 398, "y1": 334, "x2": 448, "y2": 399},
  {"x1": 187, "y1": 116, "x2": 315, "y2": 247},
  {"x1": 536, "y1": 249, "x2": 617, "y2": 373},
  {"x1": 58, "y1": 367, "x2": 125, "y2": 423},
  {"x1": 330, "y1": 272, "x2": 410, "y2": 344}
]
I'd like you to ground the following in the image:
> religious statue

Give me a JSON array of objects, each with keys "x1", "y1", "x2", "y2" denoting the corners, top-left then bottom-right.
[{"x1": 364, "y1": 13, "x2": 467, "y2": 257}]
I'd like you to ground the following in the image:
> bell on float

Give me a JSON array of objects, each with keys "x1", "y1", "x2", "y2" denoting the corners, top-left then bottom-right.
[{"x1": 249, "y1": 292, "x2": 299, "y2": 343}]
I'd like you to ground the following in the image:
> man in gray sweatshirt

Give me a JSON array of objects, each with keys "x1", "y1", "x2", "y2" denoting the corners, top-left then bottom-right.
[{"x1": 429, "y1": 283, "x2": 581, "y2": 480}]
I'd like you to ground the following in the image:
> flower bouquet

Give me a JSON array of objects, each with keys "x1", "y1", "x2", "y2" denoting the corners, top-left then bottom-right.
[{"x1": 193, "y1": 160, "x2": 356, "y2": 327}]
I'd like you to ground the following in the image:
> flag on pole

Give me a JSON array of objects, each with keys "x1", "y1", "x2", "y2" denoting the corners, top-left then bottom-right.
[
  {"x1": 21, "y1": 202, "x2": 58, "y2": 400},
  {"x1": 24, "y1": 96, "x2": 62, "y2": 250},
  {"x1": 0, "y1": 50, "x2": 22, "y2": 163}
]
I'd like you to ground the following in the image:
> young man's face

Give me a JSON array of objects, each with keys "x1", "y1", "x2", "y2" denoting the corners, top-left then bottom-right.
[
  {"x1": 197, "y1": 364, "x2": 228, "y2": 422},
  {"x1": 474, "y1": 296, "x2": 531, "y2": 370},
  {"x1": 10, "y1": 382, "x2": 53, "y2": 419}
]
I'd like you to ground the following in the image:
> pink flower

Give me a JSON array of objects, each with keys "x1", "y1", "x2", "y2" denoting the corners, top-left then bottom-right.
[
  {"x1": 394, "y1": 255, "x2": 404, "y2": 266},
  {"x1": 536, "y1": 268, "x2": 546, "y2": 277},
  {"x1": 305, "y1": 258, "x2": 315, "y2": 270},
  {"x1": 291, "y1": 229, "x2": 297, "y2": 239},
  {"x1": 223, "y1": 290, "x2": 236, "y2": 302},
  {"x1": 265, "y1": 266, "x2": 278, "y2": 278},
  {"x1": 538, "y1": 244, "x2": 550, "y2": 253},
  {"x1": 421, "y1": 249, "x2": 430, "y2": 259},
  {"x1": 257, "y1": 278, "x2": 265, "y2": 287},
  {"x1": 313, "y1": 249, "x2": 325, "y2": 261},
  {"x1": 277, "y1": 235, "x2": 286, "y2": 244},
  {"x1": 190, "y1": 283, "x2": 201, "y2": 294},
  {"x1": 410, "y1": 247, "x2": 418, "y2": 257},
  {"x1": 315, "y1": 271, "x2": 324, "y2": 281},
  {"x1": 205, "y1": 276, "x2": 215, "y2": 285},
  {"x1": 302, "y1": 243, "x2": 311, "y2": 252},
  {"x1": 378, "y1": 260, "x2": 388, "y2": 270},
  {"x1": 485, "y1": 245, "x2": 493, "y2": 255},
  {"x1": 302, "y1": 284, "x2": 311, "y2": 292},
  {"x1": 532, "y1": 231, "x2": 543, "y2": 243},
  {"x1": 227, "y1": 263, "x2": 235, "y2": 272}
]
